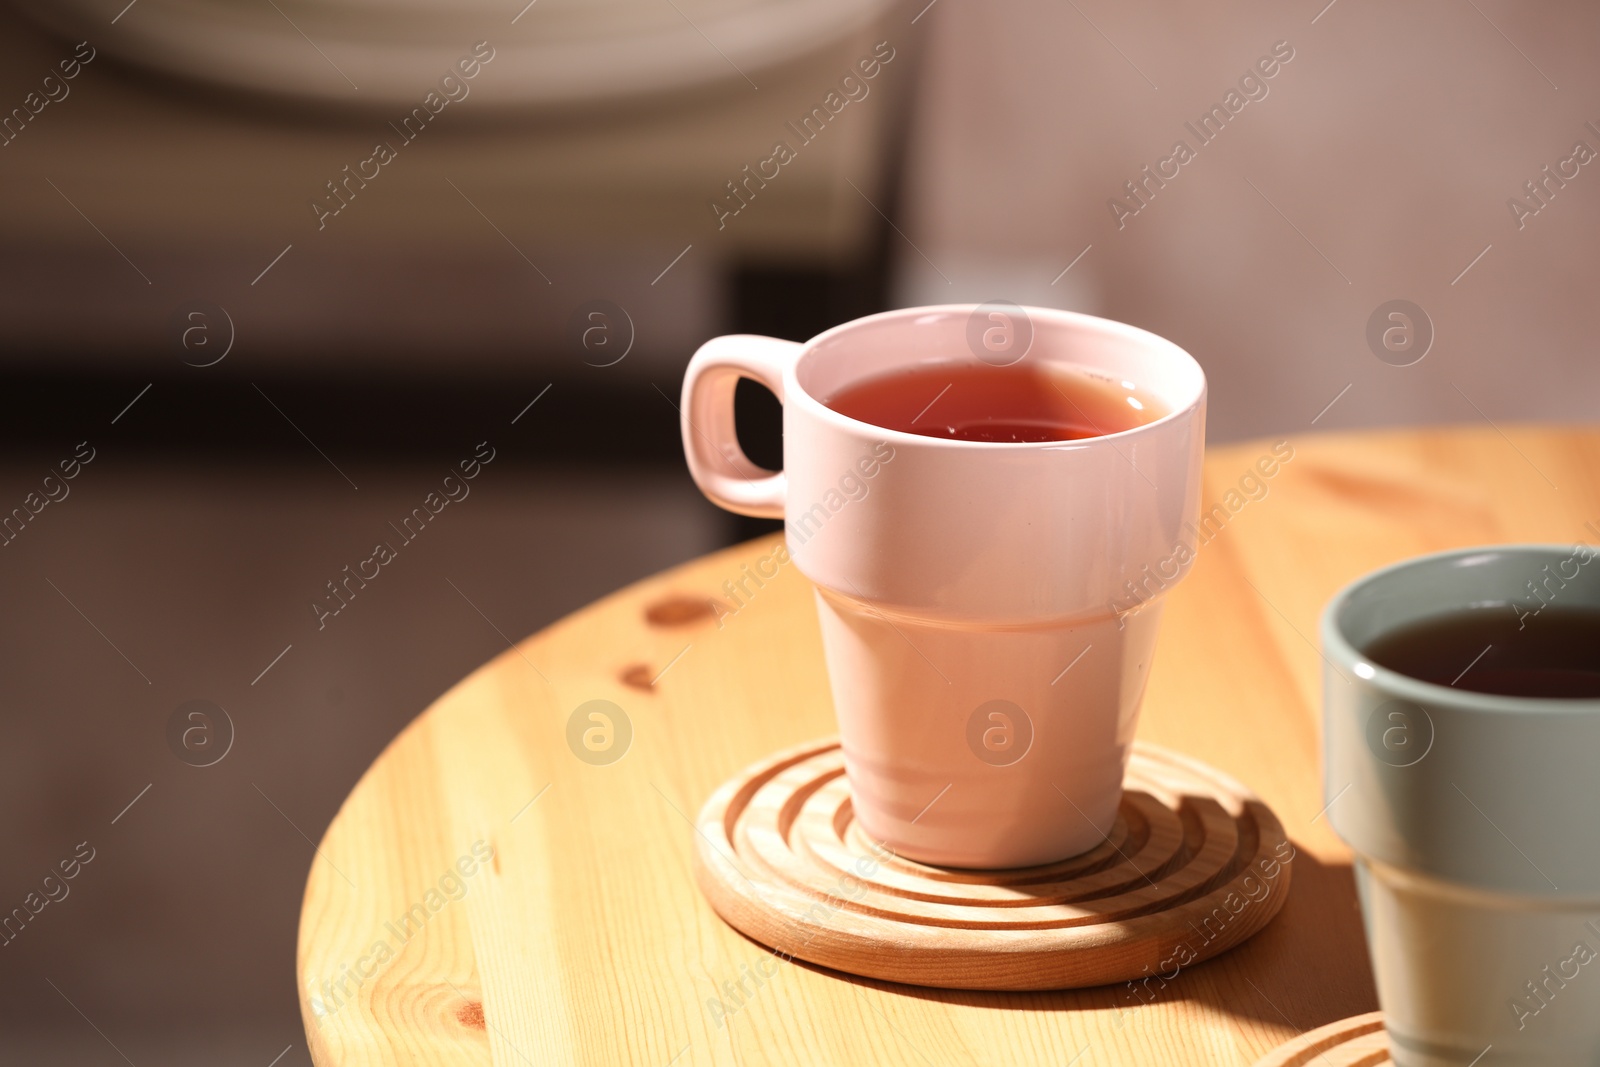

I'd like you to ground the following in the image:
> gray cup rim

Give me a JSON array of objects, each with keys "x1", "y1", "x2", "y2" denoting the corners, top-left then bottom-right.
[{"x1": 1320, "y1": 543, "x2": 1600, "y2": 715}]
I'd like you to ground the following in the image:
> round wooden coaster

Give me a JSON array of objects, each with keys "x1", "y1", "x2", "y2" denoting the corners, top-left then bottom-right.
[
  {"x1": 1252, "y1": 1012, "x2": 1389, "y2": 1066},
  {"x1": 692, "y1": 737, "x2": 1293, "y2": 990}
]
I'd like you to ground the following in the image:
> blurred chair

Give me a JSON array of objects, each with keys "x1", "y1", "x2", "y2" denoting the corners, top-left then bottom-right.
[{"x1": 0, "y1": 0, "x2": 910, "y2": 374}]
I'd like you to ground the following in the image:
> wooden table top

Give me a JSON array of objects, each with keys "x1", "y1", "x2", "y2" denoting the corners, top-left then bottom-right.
[{"x1": 297, "y1": 424, "x2": 1600, "y2": 1066}]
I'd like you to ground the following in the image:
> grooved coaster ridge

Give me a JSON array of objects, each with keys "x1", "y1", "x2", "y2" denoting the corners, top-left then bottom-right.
[
  {"x1": 692, "y1": 737, "x2": 1294, "y2": 991},
  {"x1": 1251, "y1": 1012, "x2": 1389, "y2": 1066}
]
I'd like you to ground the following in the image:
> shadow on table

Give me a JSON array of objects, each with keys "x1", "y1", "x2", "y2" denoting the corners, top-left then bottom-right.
[{"x1": 783, "y1": 850, "x2": 1377, "y2": 1040}]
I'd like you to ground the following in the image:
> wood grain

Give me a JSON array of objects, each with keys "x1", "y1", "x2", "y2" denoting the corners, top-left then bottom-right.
[
  {"x1": 297, "y1": 425, "x2": 1600, "y2": 1066},
  {"x1": 1250, "y1": 1012, "x2": 1389, "y2": 1066},
  {"x1": 693, "y1": 737, "x2": 1291, "y2": 990}
]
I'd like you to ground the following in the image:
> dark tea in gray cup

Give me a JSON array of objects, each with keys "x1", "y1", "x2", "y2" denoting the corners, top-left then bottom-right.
[
  {"x1": 1362, "y1": 605, "x2": 1600, "y2": 699},
  {"x1": 1322, "y1": 544, "x2": 1600, "y2": 1067}
]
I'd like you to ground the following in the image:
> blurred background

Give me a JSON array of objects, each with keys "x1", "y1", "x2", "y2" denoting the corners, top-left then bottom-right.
[{"x1": 0, "y1": 0, "x2": 1596, "y2": 1061}]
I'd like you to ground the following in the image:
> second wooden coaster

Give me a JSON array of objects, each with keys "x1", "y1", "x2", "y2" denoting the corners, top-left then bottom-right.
[
  {"x1": 1251, "y1": 1012, "x2": 1388, "y2": 1066},
  {"x1": 693, "y1": 737, "x2": 1293, "y2": 990}
]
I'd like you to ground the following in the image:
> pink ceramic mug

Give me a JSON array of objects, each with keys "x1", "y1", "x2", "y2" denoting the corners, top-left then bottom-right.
[{"x1": 680, "y1": 304, "x2": 1206, "y2": 867}]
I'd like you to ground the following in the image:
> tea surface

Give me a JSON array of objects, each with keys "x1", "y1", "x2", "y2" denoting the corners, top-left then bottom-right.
[
  {"x1": 1363, "y1": 606, "x2": 1600, "y2": 698},
  {"x1": 823, "y1": 361, "x2": 1167, "y2": 443}
]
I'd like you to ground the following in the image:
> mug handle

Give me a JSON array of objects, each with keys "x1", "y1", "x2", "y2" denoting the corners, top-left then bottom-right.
[{"x1": 680, "y1": 334, "x2": 801, "y2": 519}]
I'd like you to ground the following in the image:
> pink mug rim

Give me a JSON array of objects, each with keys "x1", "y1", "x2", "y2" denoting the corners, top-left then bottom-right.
[{"x1": 784, "y1": 303, "x2": 1207, "y2": 451}]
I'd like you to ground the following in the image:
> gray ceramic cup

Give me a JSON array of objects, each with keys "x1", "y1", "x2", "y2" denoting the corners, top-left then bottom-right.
[{"x1": 1322, "y1": 544, "x2": 1600, "y2": 1067}]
